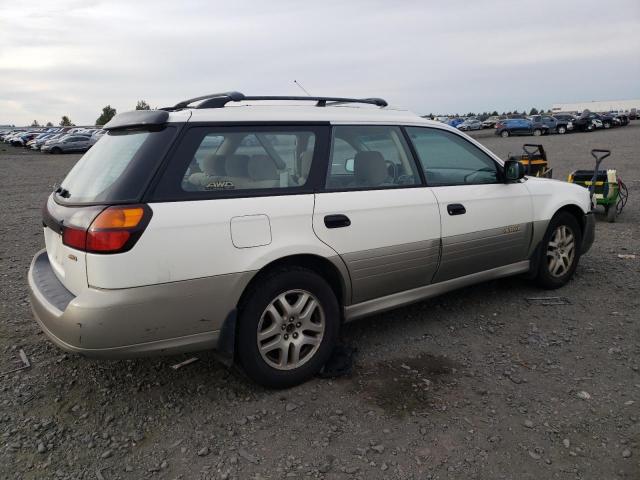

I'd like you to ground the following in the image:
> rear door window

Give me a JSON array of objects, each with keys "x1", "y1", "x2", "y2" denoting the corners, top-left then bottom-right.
[{"x1": 326, "y1": 125, "x2": 420, "y2": 189}]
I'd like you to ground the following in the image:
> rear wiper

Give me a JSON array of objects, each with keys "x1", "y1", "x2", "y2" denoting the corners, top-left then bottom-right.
[{"x1": 54, "y1": 186, "x2": 71, "y2": 198}]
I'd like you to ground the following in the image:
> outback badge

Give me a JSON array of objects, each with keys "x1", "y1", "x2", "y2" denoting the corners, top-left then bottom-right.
[{"x1": 503, "y1": 224, "x2": 521, "y2": 234}]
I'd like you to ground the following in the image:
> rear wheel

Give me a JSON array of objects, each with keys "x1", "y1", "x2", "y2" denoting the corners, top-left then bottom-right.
[
  {"x1": 535, "y1": 212, "x2": 582, "y2": 289},
  {"x1": 533, "y1": 129, "x2": 542, "y2": 136},
  {"x1": 237, "y1": 268, "x2": 340, "y2": 388},
  {"x1": 501, "y1": 130, "x2": 510, "y2": 138},
  {"x1": 557, "y1": 125, "x2": 567, "y2": 134}
]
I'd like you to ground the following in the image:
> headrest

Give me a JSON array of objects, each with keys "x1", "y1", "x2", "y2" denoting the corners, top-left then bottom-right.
[
  {"x1": 201, "y1": 155, "x2": 226, "y2": 175},
  {"x1": 354, "y1": 151, "x2": 387, "y2": 186},
  {"x1": 225, "y1": 155, "x2": 250, "y2": 176},
  {"x1": 248, "y1": 155, "x2": 278, "y2": 181}
]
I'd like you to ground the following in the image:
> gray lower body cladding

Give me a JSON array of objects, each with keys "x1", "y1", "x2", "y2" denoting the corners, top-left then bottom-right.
[
  {"x1": 28, "y1": 250, "x2": 253, "y2": 358},
  {"x1": 342, "y1": 240, "x2": 440, "y2": 304},
  {"x1": 434, "y1": 223, "x2": 533, "y2": 283}
]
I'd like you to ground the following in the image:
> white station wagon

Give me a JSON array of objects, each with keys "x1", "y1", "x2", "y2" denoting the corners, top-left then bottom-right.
[{"x1": 28, "y1": 92, "x2": 595, "y2": 387}]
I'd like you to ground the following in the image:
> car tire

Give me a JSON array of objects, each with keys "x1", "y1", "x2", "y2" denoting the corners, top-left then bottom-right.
[
  {"x1": 586, "y1": 123, "x2": 594, "y2": 132},
  {"x1": 51, "y1": 147, "x2": 62, "y2": 154},
  {"x1": 606, "y1": 205, "x2": 616, "y2": 223},
  {"x1": 501, "y1": 130, "x2": 510, "y2": 138},
  {"x1": 603, "y1": 122, "x2": 611, "y2": 129},
  {"x1": 533, "y1": 129, "x2": 542, "y2": 136},
  {"x1": 534, "y1": 212, "x2": 582, "y2": 289},
  {"x1": 236, "y1": 267, "x2": 340, "y2": 388},
  {"x1": 557, "y1": 125, "x2": 567, "y2": 134}
]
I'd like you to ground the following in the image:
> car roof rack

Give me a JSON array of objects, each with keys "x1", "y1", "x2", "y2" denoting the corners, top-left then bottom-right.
[{"x1": 161, "y1": 91, "x2": 388, "y2": 110}]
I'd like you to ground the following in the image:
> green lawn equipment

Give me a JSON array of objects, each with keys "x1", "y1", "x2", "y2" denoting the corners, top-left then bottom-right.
[
  {"x1": 508, "y1": 144, "x2": 552, "y2": 178},
  {"x1": 567, "y1": 149, "x2": 628, "y2": 222}
]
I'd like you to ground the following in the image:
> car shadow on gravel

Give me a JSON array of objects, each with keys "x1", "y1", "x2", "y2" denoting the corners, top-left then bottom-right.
[{"x1": 348, "y1": 353, "x2": 461, "y2": 417}]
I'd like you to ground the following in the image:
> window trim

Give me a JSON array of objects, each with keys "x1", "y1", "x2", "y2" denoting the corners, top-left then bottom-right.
[
  {"x1": 149, "y1": 123, "x2": 331, "y2": 202},
  {"x1": 321, "y1": 124, "x2": 427, "y2": 193},
  {"x1": 403, "y1": 125, "x2": 505, "y2": 187}
]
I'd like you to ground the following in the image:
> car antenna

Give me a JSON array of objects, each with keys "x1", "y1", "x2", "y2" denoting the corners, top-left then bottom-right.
[{"x1": 293, "y1": 80, "x2": 311, "y2": 96}]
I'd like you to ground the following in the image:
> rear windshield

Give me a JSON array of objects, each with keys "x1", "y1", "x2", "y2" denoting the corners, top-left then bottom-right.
[{"x1": 57, "y1": 126, "x2": 176, "y2": 204}]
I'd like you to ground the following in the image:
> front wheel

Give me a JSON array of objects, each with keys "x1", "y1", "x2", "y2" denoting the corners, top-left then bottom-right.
[
  {"x1": 557, "y1": 125, "x2": 567, "y2": 134},
  {"x1": 51, "y1": 147, "x2": 62, "y2": 154},
  {"x1": 237, "y1": 268, "x2": 340, "y2": 388},
  {"x1": 533, "y1": 129, "x2": 542, "y2": 136},
  {"x1": 501, "y1": 130, "x2": 510, "y2": 138},
  {"x1": 534, "y1": 212, "x2": 582, "y2": 289}
]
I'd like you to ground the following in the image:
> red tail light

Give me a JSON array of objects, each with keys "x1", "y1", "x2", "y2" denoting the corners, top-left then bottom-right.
[{"x1": 62, "y1": 205, "x2": 152, "y2": 254}]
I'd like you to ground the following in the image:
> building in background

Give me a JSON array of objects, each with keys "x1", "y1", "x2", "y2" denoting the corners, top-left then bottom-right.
[{"x1": 551, "y1": 99, "x2": 640, "y2": 113}]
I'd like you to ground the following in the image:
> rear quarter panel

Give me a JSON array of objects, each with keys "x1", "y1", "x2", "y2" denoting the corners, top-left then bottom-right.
[{"x1": 85, "y1": 195, "x2": 338, "y2": 289}]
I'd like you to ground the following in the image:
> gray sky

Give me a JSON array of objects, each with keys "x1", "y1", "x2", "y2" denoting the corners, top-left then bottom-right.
[{"x1": 1, "y1": 0, "x2": 639, "y2": 125}]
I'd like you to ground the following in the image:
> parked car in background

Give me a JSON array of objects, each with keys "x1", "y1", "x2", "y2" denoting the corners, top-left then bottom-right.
[
  {"x1": 613, "y1": 112, "x2": 630, "y2": 126},
  {"x1": 629, "y1": 108, "x2": 637, "y2": 120},
  {"x1": 457, "y1": 118, "x2": 483, "y2": 131},
  {"x1": 446, "y1": 118, "x2": 465, "y2": 128},
  {"x1": 495, "y1": 118, "x2": 550, "y2": 137},
  {"x1": 553, "y1": 113, "x2": 577, "y2": 123},
  {"x1": 482, "y1": 116, "x2": 503, "y2": 128},
  {"x1": 10, "y1": 132, "x2": 39, "y2": 147},
  {"x1": 88, "y1": 129, "x2": 106, "y2": 146},
  {"x1": 41, "y1": 135, "x2": 92, "y2": 154},
  {"x1": 529, "y1": 115, "x2": 570, "y2": 134},
  {"x1": 572, "y1": 111, "x2": 607, "y2": 132},
  {"x1": 31, "y1": 134, "x2": 61, "y2": 150}
]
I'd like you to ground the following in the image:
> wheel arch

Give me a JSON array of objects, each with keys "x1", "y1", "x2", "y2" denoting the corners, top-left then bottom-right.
[
  {"x1": 554, "y1": 203, "x2": 587, "y2": 235},
  {"x1": 237, "y1": 253, "x2": 351, "y2": 315},
  {"x1": 217, "y1": 253, "x2": 350, "y2": 364}
]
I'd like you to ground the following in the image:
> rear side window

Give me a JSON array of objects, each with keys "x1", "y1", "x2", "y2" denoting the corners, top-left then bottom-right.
[
  {"x1": 406, "y1": 127, "x2": 499, "y2": 186},
  {"x1": 57, "y1": 127, "x2": 176, "y2": 204},
  {"x1": 182, "y1": 131, "x2": 316, "y2": 192}
]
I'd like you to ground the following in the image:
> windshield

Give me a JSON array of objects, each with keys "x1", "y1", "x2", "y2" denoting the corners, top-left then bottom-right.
[{"x1": 57, "y1": 126, "x2": 176, "y2": 204}]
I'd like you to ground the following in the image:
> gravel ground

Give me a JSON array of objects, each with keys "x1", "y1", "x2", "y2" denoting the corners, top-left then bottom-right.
[{"x1": 1, "y1": 123, "x2": 638, "y2": 480}]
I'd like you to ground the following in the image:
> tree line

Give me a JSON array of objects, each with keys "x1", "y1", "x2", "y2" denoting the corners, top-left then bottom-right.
[{"x1": 29, "y1": 100, "x2": 151, "y2": 128}]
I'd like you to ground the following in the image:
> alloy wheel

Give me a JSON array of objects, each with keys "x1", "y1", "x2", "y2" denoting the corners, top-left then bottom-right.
[
  {"x1": 546, "y1": 225, "x2": 576, "y2": 277},
  {"x1": 256, "y1": 289, "x2": 325, "y2": 370}
]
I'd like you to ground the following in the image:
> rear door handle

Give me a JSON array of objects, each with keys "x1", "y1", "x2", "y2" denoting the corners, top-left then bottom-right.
[
  {"x1": 447, "y1": 203, "x2": 466, "y2": 216},
  {"x1": 324, "y1": 214, "x2": 351, "y2": 229}
]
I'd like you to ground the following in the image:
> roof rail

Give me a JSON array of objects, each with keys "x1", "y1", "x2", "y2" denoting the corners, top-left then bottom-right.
[{"x1": 161, "y1": 92, "x2": 388, "y2": 110}]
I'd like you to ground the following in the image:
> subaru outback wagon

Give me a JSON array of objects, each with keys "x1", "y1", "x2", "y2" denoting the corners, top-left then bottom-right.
[{"x1": 28, "y1": 92, "x2": 595, "y2": 387}]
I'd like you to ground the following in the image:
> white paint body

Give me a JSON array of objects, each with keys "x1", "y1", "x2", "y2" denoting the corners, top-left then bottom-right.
[{"x1": 50, "y1": 104, "x2": 591, "y2": 306}]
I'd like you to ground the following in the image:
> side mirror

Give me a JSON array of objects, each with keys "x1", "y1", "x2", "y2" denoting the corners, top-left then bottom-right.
[{"x1": 504, "y1": 159, "x2": 525, "y2": 182}]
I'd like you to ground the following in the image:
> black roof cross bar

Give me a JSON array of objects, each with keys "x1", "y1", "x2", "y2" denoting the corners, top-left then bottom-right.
[
  {"x1": 167, "y1": 91, "x2": 245, "y2": 110},
  {"x1": 162, "y1": 92, "x2": 388, "y2": 110},
  {"x1": 241, "y1": 96, "x2": 388, "y2": 108}
]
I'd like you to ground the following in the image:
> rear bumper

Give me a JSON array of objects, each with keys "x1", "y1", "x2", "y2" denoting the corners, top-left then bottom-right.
[
  {"x1": 27, "y1": 250, "x2": 250, "y2": 358},
  {"x1": 581, "y1": 212, "x2": 595, "y2": 254}
]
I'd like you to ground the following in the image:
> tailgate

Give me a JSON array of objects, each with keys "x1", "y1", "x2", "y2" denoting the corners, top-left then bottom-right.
[{"x1": 43, "y1": 226, "x2": 87, "y2": 296}]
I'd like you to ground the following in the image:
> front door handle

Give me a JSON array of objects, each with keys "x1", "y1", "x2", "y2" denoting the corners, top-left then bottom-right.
[
  {"x1": 447, "y1": 203, "x2": 466, "y2": 216},
  {"x1": 324, "y1": 214, "x2": 351, "y2": 229}
]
